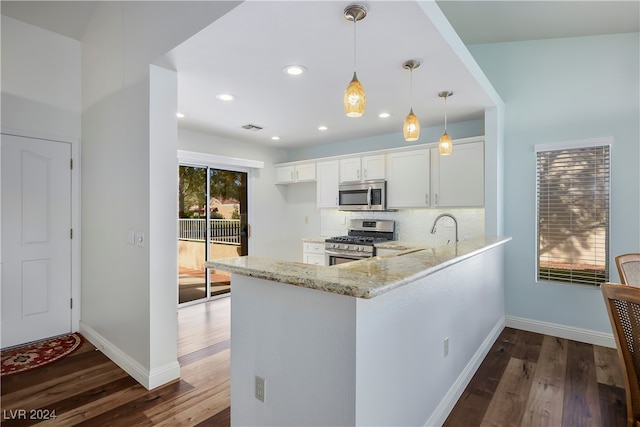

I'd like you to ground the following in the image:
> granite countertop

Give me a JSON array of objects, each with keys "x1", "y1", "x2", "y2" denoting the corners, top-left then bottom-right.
[
  {"x1": 207, "y1": 236, "x2": 511, "y2": 299},
  {"x1": 302, "y1": 237, "x2": 326, "y2": 243}
]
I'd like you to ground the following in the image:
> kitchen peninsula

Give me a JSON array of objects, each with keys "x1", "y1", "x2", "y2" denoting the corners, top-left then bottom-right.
[{"x1": 207, "y1": 236, "x2": 510, "y2": 426}]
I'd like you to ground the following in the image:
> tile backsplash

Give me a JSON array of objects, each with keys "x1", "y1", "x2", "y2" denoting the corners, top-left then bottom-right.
[{"x1": 321, "y1": 208, "x2": 485, "y2": 246}]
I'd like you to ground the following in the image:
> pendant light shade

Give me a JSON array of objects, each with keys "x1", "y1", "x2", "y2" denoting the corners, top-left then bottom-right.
[
  {"x1": 344, "y1": 71, "x2": 366, "y2": 117},
  {"x1": 438, "y1": 91, "x2": 454, "y2": 155},
  {"x1": 404, "y1": 108, "x2": 420, "y2": 141},
  {"x1": 403, "y1": 59, "x2": 421, "y2": 142},
  {"x1": 343, "y1": 5, "x2": 367, "y2": 117},
  {"x1": 439, "y1": 132, "x2": 452, "y2": 155}
]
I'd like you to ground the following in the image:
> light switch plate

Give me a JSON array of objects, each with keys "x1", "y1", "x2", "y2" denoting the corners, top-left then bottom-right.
[{"x1": 135, "y1": 231, "x2": 145, "y2": 247}]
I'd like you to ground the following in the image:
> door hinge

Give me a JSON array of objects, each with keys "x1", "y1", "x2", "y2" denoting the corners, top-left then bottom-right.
[
  {"x1": 70, "y1": 228, "x2": 73, "y2": 239},
  {"x1": 70, "y1": 298, "x2": 73, "y2": 309},
  {"x1": 70, "y1": 158, "x2": 73, "y2": 169}
]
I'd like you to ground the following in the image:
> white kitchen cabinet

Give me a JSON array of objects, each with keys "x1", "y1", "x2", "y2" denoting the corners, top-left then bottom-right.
[
  {"x1": 275, "y1": 162, "x2": 316, "y2": 184},
  {"x1": 386, "y1": 149, "x2": 430, "y2": 208},
  {"x1": 339, "y1": 154, "x2": 385, "y2": 183},
  {"x1": 430, "y1": 141, "x2": 484, "y2": 207},
  {"x1": 316, "y1": 160, "x2": 339, "y2": 208},
  {"x1": 303, "y1": 241, "x2": 326, "y2": 265}
]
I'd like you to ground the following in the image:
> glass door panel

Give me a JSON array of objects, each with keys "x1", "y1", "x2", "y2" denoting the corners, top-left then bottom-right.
[
  {"x1": 207, "y1": 169, "x2": 248, "y2": 297},
  {"x1": 178, "y1": 165, "x2": 208, "y2": 304}
]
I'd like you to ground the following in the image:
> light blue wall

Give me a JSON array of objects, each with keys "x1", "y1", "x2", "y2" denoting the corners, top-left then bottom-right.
[
  {"x1": 468, "y1": 32, "x2": 640, "y2": 333},
  {"x1": 286, "y1": 119, "x2": 484, "y2": 161}
]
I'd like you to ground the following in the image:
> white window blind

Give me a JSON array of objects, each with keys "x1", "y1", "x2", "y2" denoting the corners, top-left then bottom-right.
[{"x1": 536, "y1": 143, "x2": 610, "y2": 286}]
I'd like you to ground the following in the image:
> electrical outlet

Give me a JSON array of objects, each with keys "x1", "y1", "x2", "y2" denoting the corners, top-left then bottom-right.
[
  {"x1": 255, "y1": 375, "x2": 266, "y2": 402},
  {"x1": 444, "y1": 337, "x2": 449, "y2": 357}
]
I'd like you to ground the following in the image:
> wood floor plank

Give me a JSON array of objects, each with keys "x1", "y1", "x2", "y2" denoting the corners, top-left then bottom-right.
[
  {"x1": 594, "y1": 345, "x2": 624, "y2": 388},
  {"x1": 195, "y1": 406, "x2": 230, "y2": 427},
  {"x1": 480, "y1": 357, "x2": 536, "y2": 426},
  {"x1": 562, "y1": 340, "x2": 603, "y2": 427},
  {"x1": 511, "y1": 329, "x2": 544, "y2": 363},
  {"x1": 598, "y1": 382, "x2": 626, "y2": 427},
  {"x1": 521, "y1": 335, "x2": 568, "y2": 427},
  {"x1": 443, "y1": 327, "x2": 519, "y2": 426}
]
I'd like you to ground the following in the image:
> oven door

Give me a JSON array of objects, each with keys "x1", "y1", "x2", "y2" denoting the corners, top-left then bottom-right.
[{"x1": 325, "y1": 250, "x2": 370, "y2": 266}]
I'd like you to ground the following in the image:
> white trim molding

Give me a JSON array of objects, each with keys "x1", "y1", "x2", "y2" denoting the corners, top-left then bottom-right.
[
  {"x1": 80, "y1": 322, "x2": 181, "y2": 390},
  {"x1": 426, "y1": 316, "x2": 505, "y2": 427},
  {"x1": 506, "y1": 315, "x2": 615, "y2": 348},
  {"x1": 178, "y1": 149, "x2": 264, "y2": 170}
]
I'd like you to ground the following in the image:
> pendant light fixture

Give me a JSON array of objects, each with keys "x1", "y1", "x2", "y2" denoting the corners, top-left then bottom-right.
[
  {"x1": 403, "y1": 59, "x2": 421, "y2": 142},
  {"x1": 343, "y1": 5, "x2": 367, "y2": 117},
  {"x1": 438, "y1": 91, "x2": 454, "y2": 155}
]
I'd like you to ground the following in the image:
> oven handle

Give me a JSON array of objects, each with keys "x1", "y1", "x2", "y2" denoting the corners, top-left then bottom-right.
[{"x1": 325, "y1": 250, "x2": 369, "y2": 257}]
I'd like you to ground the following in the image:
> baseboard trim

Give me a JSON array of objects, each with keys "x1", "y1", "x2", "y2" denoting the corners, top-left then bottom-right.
[
  {"x1": 80, "y1": 322, "x2": 180, "y2": 390},
  {"x1": 505, "y1": 315, "x2": 615, "y2": 348},
  {"x1": 425, "y1": 315, "x2": 505, "y2": 427}
]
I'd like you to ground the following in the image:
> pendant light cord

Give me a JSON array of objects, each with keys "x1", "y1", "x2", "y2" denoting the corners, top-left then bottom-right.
[
  {"x1": 444, "y1": 95, "x2": 448, "y2": 131},
  {"x1": 353, "y1": 18, "x2": 357, "y2": 72}
]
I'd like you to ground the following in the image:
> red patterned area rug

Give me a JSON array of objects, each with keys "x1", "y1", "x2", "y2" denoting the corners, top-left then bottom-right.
[{"x1": 1, "y1": 333, "x2": 83, "y2": 376}]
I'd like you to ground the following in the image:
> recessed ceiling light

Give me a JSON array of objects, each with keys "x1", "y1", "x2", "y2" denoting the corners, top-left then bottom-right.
[
  {"x1": 271, "y1": 136, "x2": 280, "y2": 140},
  {"x1": 176, "y1": 112, "x2": 185, "y2": 118},
  {"x1": 378, "y1": 112, "x2": 390, "y2": 118},
  {"x1": 216, "y1": 93, "x2": 234, "y2": 101},
  {"x1": 283, "y1": 65, "x2": 307, "y2": 76},
  {"x1": 318, "y1": 126, "x2": 328, "y2": 131}
]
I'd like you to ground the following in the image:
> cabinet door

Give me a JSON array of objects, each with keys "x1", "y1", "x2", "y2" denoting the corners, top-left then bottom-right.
[
  {"x1": 362, "y1": 154, "x2": 385, "y2": 181},
  {"x1": 339, "y1": 157, "x2": 361, "y2": 183},
  {"x1": 316, "y1": 160, "x2": 339, "y2": 208},
  {"x1": 303, "y1": 253, "x2": 326, "y2": 266},
  {"x1": 276, "y1": 165, "x2": 295, "y2": 184},
  {"x1": 431, "y1": 141, "x2": 484, "y2": 207},
  {"x1": 386, "y1": 149, "x2": 430, "y2": 208},
  {"x1": 295, "y1": 163, "x2": 316, "y2": 182}
]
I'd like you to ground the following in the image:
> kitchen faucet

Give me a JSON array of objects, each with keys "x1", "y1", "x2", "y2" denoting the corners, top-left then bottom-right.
[{"x1": 430, "y1": 213, "x2": 459, "y2": 243}]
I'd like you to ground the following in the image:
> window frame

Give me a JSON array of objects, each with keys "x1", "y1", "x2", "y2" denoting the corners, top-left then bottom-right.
[{"x1": 534, "y1": 137, "x2": 612, "y2": 287}]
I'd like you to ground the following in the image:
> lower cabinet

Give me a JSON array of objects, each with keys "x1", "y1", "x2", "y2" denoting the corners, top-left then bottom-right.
[{"x1": 303, "y1": 241, "x2": 326, "y2": 265}]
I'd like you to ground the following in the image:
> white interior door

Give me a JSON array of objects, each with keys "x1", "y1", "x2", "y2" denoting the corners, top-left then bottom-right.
[{"x1": 1, "y1": 134, "x2": 72, "y2": 348}]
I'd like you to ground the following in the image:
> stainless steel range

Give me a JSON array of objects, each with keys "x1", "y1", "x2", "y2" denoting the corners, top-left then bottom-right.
[{"x1": 325, "y1": 219, "x2": 395, "y2": 266}]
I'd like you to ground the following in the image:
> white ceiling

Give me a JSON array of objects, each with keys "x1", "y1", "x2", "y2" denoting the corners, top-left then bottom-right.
[{"x1": 2, "y1": 1, "x2": 638, "y2": 150}]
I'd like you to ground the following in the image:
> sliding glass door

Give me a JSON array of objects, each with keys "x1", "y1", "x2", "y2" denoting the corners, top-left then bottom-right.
[{"x1": 178, "y1": 164, "x2": 248, "y2": 305}]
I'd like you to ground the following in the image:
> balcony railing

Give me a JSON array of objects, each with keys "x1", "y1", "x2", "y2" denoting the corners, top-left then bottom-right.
[{"x1": 178, "y1": 219, "x2": 241, "y2": 245}]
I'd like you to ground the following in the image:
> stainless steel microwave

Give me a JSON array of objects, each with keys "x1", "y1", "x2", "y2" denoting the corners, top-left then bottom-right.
[{"x1": 338, "y1": 180, "x2": 387, "y2": 211}]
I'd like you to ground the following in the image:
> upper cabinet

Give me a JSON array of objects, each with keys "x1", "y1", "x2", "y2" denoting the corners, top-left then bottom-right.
[
  {"x1": 339, "y1": 154, "x2": 385, "y2": 183},
  {"x1": 386, "y1": 141, "x2": 485, "y2": 209},
  {"x1": 316, "y1": 160, "x2": 339, "y2": 208},
  {"x1": 276, "y1": 162, "x2": 316, "y2": 184},
  {"x1": 430, "y1": 141, "x2": 484, "y2": 207},
  {"x1": 386, "y1": 149, "x2": 431, "y2": 208}
]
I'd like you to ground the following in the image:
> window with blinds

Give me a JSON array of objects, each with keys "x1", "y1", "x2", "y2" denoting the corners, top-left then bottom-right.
[{"x1": 536, "y1": 141, "x2": 610, "y2": 286}]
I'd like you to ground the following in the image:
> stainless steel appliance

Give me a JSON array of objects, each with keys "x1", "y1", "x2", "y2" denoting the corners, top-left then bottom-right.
[
  {"x1": 325, "y1": 219, "x2": 395, "y2": 266},
  {"x1": 338, "y1": 180, "x2": 387, "y2": 211}
]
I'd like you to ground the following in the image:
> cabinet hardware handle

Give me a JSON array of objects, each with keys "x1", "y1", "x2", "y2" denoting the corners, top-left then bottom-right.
[
  {"x1": 296, "y1": 170, "x2": 299, "y2": 179},
  {"x1": 435, "y1": 194, "x2": 439, "y2": 205},
  {"x1": 426, "y1": 193, "x2": 429, "y2": 205},
  {"x1": 357, "y1": 169, "x2": 360, "y2": 179},
  {"x1": 364, "y1": 169, "x2": 367, "y2": 178}
]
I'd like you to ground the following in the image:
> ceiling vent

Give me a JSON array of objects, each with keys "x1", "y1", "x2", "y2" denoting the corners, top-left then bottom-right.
[{"x1": 241, "y1": 124, "x2": 263, "y2": 131}]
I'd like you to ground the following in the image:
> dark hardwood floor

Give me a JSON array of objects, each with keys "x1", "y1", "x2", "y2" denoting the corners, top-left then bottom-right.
[{"x1": 1, "y1": 297, "x2": 626, "y2": 426}]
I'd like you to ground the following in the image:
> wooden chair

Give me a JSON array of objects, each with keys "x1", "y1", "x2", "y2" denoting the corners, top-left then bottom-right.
[
  {"x1": 602, "y1": 282, "x2": 640, "y2": 427},
  {"x1": 616, "y1": 253, "x2": 640, "y2": 286}
]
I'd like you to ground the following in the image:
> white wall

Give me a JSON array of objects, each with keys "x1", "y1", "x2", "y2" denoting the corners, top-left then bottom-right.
[
  {"x1": 469, "y1": 33, "x2": 640, "y2": 334},
  {"x1": 79, "y1": 1, "x2": 241, "y2": 389},
  {"x1": 1, "y1": 15, "x2": 80, "y2": 139},
  {"x1": 229, "y1": 244, "x2": 506, "y2": 426}
]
